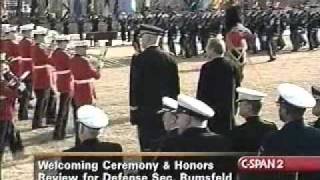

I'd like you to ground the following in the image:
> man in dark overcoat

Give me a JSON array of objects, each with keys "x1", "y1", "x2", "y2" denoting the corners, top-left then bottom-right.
[
  {"x1": 129, "y1": 24, "x2": 180, "y2": 152},
  {"x1": 196, "y1": 38, "x2": 241, "y2": 135}
]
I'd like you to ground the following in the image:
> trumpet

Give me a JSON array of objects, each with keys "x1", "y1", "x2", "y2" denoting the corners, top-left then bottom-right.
[{"x1": 1, "y1": 67, "x2": 30, "y2": 92}]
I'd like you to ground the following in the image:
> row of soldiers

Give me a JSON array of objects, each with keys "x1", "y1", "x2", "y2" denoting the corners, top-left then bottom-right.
[
  {"x1": 0, "y1": 23, "x2": 102, "y2": 163},
  {"x1": 115, "y1": 7, "x2": 320, "y2": 61},
  {"x1": 16, "y1": 6, "x2": 319, "y2": 61}
]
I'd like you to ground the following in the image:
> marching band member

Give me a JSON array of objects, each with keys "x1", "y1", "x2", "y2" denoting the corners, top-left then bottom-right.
[
  {"x1": 225, "y1": 5, "x2": 252, "y2": 83},
  {"x1": 51, "y1": 35, "x2": 73, "y2": 140},
  {"x1": 0, "y1": 62, "x2": 25, "y2": 167},
  {"x1": 2, "y1": 26, "x2": 21, "y2": 77},
  {"x1": 70, "y1": 41, "x2": 101, "y2": 145},
  {"x1": 17, "y1": 24, "x2": 35, "y2": 121},
  {"x1": 31, "y1": 29, "x2": 53, "y2": 129}
]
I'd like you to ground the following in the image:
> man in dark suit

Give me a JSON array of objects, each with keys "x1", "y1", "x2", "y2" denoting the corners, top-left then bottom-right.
[
  {"x1": 197, "y1": 38, "x2": 241, "y2": 135},
  {"x1": 311, "y1": 86, "x2": 320, "y2": 128},
  {"x1": 129, "y1": 24, "x2": 180, "y2": 152},
  {"x1": 230, "y1": 87, "x2": 277, "y2": 152},
  {"x1": 160, "y1": 94, "x2": 232, "y2": 152},
  {"x1": 259, "y1": 83, "x2": 320, "y2": 180},
  {"x1": 62, "y1": 105, "x2": 123, "y2": 178}
]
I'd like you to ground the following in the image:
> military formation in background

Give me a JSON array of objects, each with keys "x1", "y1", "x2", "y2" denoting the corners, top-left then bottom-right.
[
  {"x1": 123, "y1": 6, "x2": 320, "y2": 61},
  {"x1": 1, "y1": 3, "x2": 320, "y2": 179}
]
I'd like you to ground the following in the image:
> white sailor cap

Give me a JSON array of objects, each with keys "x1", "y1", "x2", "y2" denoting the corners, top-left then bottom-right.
[
  {"x1": 237, "y1": 87, "x2": 267, "y2": 101},
  {"x1": 278, "y1": 83, "x2": 316, "y2": 108},
  {"x1": 3, "y1": 27, "x2": 10, "y2": 33},
  {"x1": 160, "y1": 97, "x2": 178, "y2": 113},
  {"x1": 36, "y1": 26, "x2": 48, "y2": 31},
  {"x1": 9, "y1": 26, "x2": 17, "y2": 32},
  {"x1": 1, "y1": 24, "x2": 10, "y2": 29},
  {"x1": 55, "y1": 35, "x2": 69, "y2": 41},
  {"x1": 77, "y1": 105, "x2": 109, "y2": 129},
  {"x1": 21, "y1": 24, "x2": 35, "y2": 31},
  {"x1": 32, "y1": 29, "x2": 47, "y2": 35},
  {"x1": 177, "y1": 94, "x2": 215, "y2": 119},
  {"x1": 73, "y1": 41, "x2": 88, "y2": 47}
]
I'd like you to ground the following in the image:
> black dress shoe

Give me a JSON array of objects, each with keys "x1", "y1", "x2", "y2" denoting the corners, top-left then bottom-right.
[{"x1": 268, "y1": 57, "x2": 276, "y2": 62}]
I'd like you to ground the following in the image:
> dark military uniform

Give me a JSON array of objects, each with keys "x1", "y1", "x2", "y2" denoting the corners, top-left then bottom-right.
[
  {"x1": 158, "y1": 128, "x2": 233, "y2": 179},
  {"x1": 179, "y1": 16, "x2": 191, "y2": 58},
  {"x1": 229, "y1": 116, "x2": 277, "y2": 152},
  {"x1": 277, "y1": 13, "x2": 287, "y2": 50},
  {"x1": 313, "y1": 119, "x2": 320, "y2": 129},
  {"x1": 77, "y1": 18, "x2": 85, "y2": 40},
  {"x1": 261, "y1": 120, "x2": 320, "y2": 155},
  {"x1": 64, "y1": 138, "x2": 122, "y2": 152},
  {"x1": 307, "y1": 12, "x2": 319, "y2": 50},
  {"x1": 62, "y1": 138, "x2": 123, "y2": 177},
  {"x1": 259, "y1": 120, "x2": 320, "y2": 180},
  {"x1": 119, "y1": 18, "x2": 127, "y2": 42},
  {"x1": 129, "y1": 46, "x2": 180, "y2": 151},
  {"x1": 63, "y1": 19, "x2": 69, "y2": 34},
  {"x1": 160, "y1": 128, "x2": 231, "y2": 152},
  {"x1": 265, "y1": 13, "x2": 280, "y2": 61},
  {"x1": 198, "y1": 14, "x2": 210, "y2": 53},
  {"x1": 167, "y1": 17, "x2": 177, "y2": 55},
  {"x1": 196, "y1": 57, "x2": 241, "y2": 135},
  {"x1": 312, "y1": 86, "x2": 320, "y2": 129}
]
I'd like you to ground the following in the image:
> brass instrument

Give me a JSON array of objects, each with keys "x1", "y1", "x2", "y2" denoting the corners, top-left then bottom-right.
[
  {"x1": 86, "y1": 48, "x2": 107, "y2": 70},
  {"x1": 66, "y1": 46, "x2": 106, "y2": 70},
  {"x1": 0, "y1": 66, "x2": 30, "y2": 92}
]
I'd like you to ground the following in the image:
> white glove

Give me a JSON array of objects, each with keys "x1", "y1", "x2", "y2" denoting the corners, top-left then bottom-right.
[{"x1": 18, "y1": 83, "x2": 26, "y2": 92}]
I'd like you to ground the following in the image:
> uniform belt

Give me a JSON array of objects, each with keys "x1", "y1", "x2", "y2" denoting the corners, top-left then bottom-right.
[
  {"x1": 34, "y1": 65, "x2": 51, "y2": 69},
  {"x1": 54, "y1": 70, "x2": 71, "y2": 75},
  {"x1": 11, "y1": 57, "x2": 21, "y2": 62},
  {"x1": 20, "y1": 57, "x2": 32, "y2": 61},
  {"x1": 74, "y1": 78, "x2": 94, "y2": 84},
  {"x1": 0, "y1": 96, "x2": 7, "y2": 100}
]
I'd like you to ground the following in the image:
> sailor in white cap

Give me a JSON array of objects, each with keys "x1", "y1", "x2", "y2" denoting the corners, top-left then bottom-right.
[
  {"x1": 159, "y1": 97, "x2": 179, "y2": 133},
  {"x1": 62, "y1": 105, "x2": 123, "y2": 178},
  {"x1": 64, "y1": 105, "x2": 122, "y2": 151},
  {"x1": 311, "y1": 86, "x2": 320, "y2": 129},
  {"x1": 129, "y1": 24, "x2": 179, "y2": 152},
  {"x1": 260, "y1": 83, "x2": 320, "y2": 156},
  {"x1": 160, "y1": 94, "x2": 231, "y2": 152},
  {"x1": 154, "y1": 97, "x2": 179, "y2": 151},
  {"x1": 230, "y1": 88, "x2": 277, "y2": 152}
]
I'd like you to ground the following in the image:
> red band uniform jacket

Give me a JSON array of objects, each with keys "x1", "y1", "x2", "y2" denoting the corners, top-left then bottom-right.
[
  {"x1": 50, "y1": 48, "x2": 73, "y2": 94},
  {"x1": 3, "y1": 40, "x2": 21, "y2": 77},
  {"x1": 18, "y1": 38, "x2": 34, "y2": 78},
  {"x1": 70, "y1": 55, "x2": 100, "y2": 106},
  {"x1": 31, "y1": 43, "x2": 53, "y2": 90}
]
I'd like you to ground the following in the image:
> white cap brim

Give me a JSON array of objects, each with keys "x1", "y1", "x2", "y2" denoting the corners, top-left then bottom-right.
[{"x1": 278, "y1": 83, "x2": 316, "y2": 108}]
